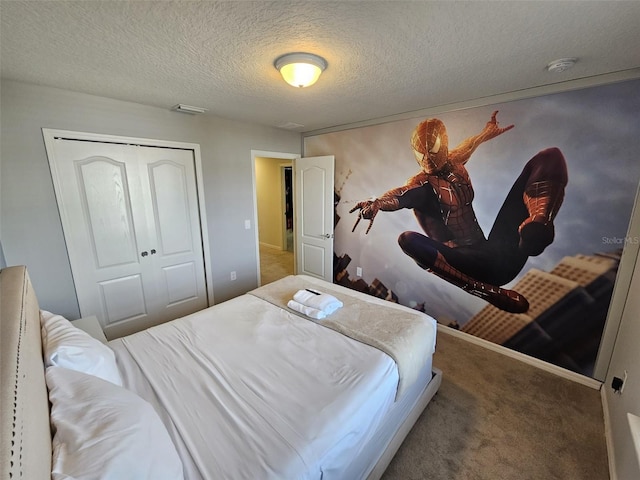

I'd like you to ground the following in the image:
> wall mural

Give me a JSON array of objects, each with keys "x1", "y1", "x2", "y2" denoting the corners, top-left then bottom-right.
[{"x1": 304, "y1": 79, "x2": 640, "y2": 378}]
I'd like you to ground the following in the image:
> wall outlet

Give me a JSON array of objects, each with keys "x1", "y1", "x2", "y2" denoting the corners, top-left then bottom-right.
[
  {"x1": 356, "y1": 267, "x2": 362, "y2": 277},
  {"x1": 612, "y1": 370, "x2": 628, "y2": 394},
  {"x1": 244, "y1": 219, "x2": 251, "y2": 230},
  {"x1": 230, "y1": 271, "x2": 237, "y2": 281}
]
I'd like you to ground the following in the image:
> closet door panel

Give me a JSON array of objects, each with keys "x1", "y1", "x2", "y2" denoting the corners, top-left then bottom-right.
[
  {"x1": 48, "y1": 139, "x2": 154, "y2": 329},
  {"x1": 148, "y1": 161, "x2": 193, "y2": 255},
  {"x1": 137, "y1": 147, "x2": 208, "y2": 322},
  {"x1": 98, "y1": 274, "x2": 148, "y2": 322},
  {"x1": 77, "y1": 158, "x2": 139, "y2": 268},
  {"x1": 163, "y1": 262, "x2": 199, "y2": 305}
]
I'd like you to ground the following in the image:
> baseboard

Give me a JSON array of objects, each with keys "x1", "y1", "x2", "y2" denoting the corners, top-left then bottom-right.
[
  {"x1": 601, "y1": 388, "x2": 617, "y2": 480},
  {"x1": 259, "y1": 241, "x2": 283, "y2": 250},
  {"x1": 437, "y1": 325, "x2": 603, "y2": 390}
]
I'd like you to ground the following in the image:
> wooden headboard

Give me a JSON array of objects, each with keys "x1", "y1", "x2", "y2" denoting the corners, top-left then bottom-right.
[{"x1": 0, "y1": 266, "x2": 51, "y2": 479}]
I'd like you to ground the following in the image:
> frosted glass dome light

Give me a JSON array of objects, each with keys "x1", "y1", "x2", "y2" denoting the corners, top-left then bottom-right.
[{"x1": 275, "y1": 53, "x2": 327, "y2": 88}]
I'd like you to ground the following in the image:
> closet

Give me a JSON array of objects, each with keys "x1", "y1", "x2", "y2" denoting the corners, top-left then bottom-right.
[{"x1": 44, "y1": 130, "x2": 210, "y2": 338}]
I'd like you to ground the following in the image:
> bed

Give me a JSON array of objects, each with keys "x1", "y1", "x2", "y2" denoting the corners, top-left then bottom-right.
[{"x1": 1, "y1": 265, "x2": 441, "y2": 479}]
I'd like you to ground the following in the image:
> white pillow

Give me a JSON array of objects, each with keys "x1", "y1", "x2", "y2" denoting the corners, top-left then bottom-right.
[
  {"x1": 40, "y1": 310, "x2": 122, "y2": 386},
  {"x1": 46, "y1": 366, "x2": 184, "y2": 480}
]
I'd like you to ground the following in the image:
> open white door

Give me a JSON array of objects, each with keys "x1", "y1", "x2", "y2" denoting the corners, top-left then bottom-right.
[{"x1": 294, "y1": 155, "x2": 335, "y2": 282}]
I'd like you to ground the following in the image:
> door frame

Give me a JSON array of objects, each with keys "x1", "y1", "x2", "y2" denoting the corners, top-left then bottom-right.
[
  {"x1": 42, "y1": 128, "x2": 215, "y2": 306},
  {"x1": 251, "y1": 150, "x2": 299, "y2": 286}
]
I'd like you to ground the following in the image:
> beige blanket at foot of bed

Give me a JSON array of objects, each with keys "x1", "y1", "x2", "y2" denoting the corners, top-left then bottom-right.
[{"x1": 249, "y1": 275, "x2": 437, "y2": 399}]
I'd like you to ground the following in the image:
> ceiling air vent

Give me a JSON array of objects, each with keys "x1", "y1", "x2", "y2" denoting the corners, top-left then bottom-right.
[
  {"x1": 278, "y1": 122, "x2": 305, "y2": 130},
  {"x1": 171, "y1": 104, "x2": 207, "y2": 114}
]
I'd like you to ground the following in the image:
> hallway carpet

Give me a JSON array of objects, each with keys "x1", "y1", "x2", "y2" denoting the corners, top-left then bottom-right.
[{"x1": 259, "y1": 243, "x2": 294, "y2": 285}]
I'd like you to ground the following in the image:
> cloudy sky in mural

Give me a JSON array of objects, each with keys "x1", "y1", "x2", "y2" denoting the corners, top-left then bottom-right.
[{"x1": 306, "y1": 79, "x2": 640, "y2": 326}]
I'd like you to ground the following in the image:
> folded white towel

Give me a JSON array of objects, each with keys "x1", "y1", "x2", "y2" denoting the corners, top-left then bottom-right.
[
  {"x1": 287, "y1": 300, "x2": 326, "y2": 320},
  {"x1": 293, "y1": 289, "x2": 343, "y2": 315}
]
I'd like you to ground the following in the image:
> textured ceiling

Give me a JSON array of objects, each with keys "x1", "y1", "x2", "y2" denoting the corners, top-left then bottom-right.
[{"x1": 1, "y1": 1, "x2": 640, "y2": 133}]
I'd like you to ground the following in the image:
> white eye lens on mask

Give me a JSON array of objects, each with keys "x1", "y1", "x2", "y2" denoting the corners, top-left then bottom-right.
[{"x1": 429, "y1": 135, "x2": 441, "y2": 154}]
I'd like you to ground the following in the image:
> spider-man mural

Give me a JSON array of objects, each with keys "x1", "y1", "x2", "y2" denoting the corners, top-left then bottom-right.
[{"x1": 350, "y1": 111, "x2": 568, "y2": 313}]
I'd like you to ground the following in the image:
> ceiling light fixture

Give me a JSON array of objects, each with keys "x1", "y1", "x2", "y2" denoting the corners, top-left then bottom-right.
[
  {"x1": 171, "y1": 104, "x2": 207, "y2": 114},
  {"x1": 546, "y1": 58, "x2": 577, "y2": 73},
  {"x1": 274, "y1": 52, "x2": 327, "y2": 88}
]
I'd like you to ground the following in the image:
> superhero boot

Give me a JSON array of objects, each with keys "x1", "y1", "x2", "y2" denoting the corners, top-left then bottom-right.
[
  {"x1": 427, "y1": 252, "x2": 529, "y2": 313},
  {"x1": 518, "y1": 180, "x2": 565, "y2": 256}
]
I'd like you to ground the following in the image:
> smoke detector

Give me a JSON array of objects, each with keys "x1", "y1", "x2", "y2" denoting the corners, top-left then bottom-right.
[{"x1": 546, "y1": 58, "x2": 577, "y2": 73}]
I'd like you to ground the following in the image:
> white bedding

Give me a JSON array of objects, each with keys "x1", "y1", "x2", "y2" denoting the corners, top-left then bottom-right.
[
  {"x1": 250, "y1": 275, "x2": 438, "y2": 399},
  {"x1": 109, "y1": 294, "x2": 400, "y2": 480}
]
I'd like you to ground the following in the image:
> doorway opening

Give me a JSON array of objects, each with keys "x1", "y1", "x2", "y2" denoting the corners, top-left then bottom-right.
[{"x1": 252, "y1": 151, "x2": 298, "y2": 286}]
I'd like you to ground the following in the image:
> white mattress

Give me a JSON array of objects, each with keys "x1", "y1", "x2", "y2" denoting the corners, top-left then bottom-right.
[{"x1": 109, "y1": 294, "x2": 402, "y2": 480}]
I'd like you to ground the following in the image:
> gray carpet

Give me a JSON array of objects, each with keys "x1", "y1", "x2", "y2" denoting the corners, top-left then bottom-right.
[{"x1": 382, "y1": 330, "x2": 609, "y2": 480}]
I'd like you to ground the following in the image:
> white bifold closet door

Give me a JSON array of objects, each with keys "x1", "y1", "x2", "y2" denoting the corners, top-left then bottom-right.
[{"x1": 48, "y1": 138, "x2": 208, "y2": 338}]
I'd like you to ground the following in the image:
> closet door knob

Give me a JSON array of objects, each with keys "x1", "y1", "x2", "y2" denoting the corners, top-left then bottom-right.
[
  {"x1": 141, "y1": 251, "x2": 148, "y2": 257},
  {"x1": 150, "y1": 249, "x2": 157, "y2": 255}
]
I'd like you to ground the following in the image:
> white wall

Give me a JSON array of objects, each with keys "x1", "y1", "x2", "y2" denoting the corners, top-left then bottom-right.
[
  {"x1": 0, "y1": 152, "x2": 3, "y2": 268},
  {"x1": 0, "y1": 79, "x2": 301, "y2": 317},
  {"x1": 0, "y1": 242, "x2": 5, "y2": 269},
  {"x1": 0, "y1": 134, "x2": 3, "y2": 268},
  {"x1": 603, "y1": 215, "x2": 640, "y2": 480}
]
